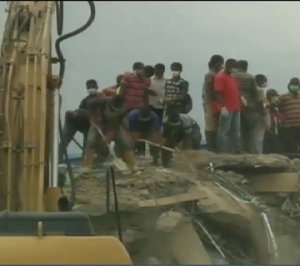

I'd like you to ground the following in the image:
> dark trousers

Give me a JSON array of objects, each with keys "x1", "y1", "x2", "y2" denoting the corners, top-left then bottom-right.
[
  {"x1": 126, "y1": 108, "x2": 146, "y2": 156},
  {"x1": 279, "y1": 126, "x2": 300, "y2": 153},
  {"x1": 240, "y1": 107, "x2": 260, "y2": 153},
  {"x1": 263, "y1": 132, "x2": 282, "y2": 154},
  {"x1": 59, "y1": 111, "x2": 89, "y2": 163},
  {"x1": 150, "y1": 106, "x2": 164, "y2": 125}
]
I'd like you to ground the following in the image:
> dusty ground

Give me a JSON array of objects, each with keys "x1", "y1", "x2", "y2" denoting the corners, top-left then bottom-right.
[{"x1": 66, "y1": 151, "x2": 300, "y2": 264}]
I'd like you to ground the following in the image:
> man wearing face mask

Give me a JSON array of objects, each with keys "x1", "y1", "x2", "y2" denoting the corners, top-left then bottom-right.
[
  {"x1": 214, "y1": 58, "x2": 242, "y2": 153},
  {"x1": 149, "y1": 64, "x2": 166, "y2": 124},
  {"x1": 202, "y1": 54, "x2": 224, "y2": 152},
  {"x1": 59, "y1": 79, "x2": 99, "y2": 163},
  {"x1": 254, "y1": 74, "x2": 269, "y2": 154},
  {"x1": 119, "y1": 62, "x2": 153, "y2": 114},
  {"x1": 161, "y1": 112, "x2": 201, "y2": 167},
  {"x1": 164, "y1": 62, "x2": 192, "y2": 116},
  {"x1": 84, "y1": 95, "x2": 141, "y2": 174},
  {"x1": 263, "y1": 89, "x2": 284, "y2": 154},
  {"x1": 279, "y1": 78, "x2": 300, "y2": 153},
  {"x1": 127, "y1": 105, "x2": 162, "y2": 165},
  {"x1": 79, "y1": 79, "x2": 99, "y2": 109}
]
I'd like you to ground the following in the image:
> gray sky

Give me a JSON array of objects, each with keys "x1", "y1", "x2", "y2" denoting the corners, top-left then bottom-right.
[{"x1": 1, "y1": 1, "x2": 300, "y2": 154}]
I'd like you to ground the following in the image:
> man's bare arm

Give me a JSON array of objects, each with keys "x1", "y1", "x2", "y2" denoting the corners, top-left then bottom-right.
[
  {"x1": 251, "y1": 77, "x2": 259, "y2": 103},
  {"x1": 204, "y1": 73, "x2": 214, "y2": 101},
  {"x1": 119, "y1": 83, "x2": 127, "y2": 98}
]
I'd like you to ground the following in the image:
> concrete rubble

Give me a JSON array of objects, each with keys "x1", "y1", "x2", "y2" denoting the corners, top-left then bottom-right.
[{"x1": 66, "y1": 151, "x2": 300, "y2": 264}]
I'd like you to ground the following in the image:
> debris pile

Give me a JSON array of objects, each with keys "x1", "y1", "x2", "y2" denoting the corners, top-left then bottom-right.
[{"x1": 66, "y1": 151, "x2": 300, "y2": 264}]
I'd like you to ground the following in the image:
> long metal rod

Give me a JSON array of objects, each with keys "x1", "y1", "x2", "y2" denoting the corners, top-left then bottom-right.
[
  {"x1": 105, "y1": 168, "x2": 111, "y2": 234},
  {"x1": 110, "y1": 166, "x2": 123, "y2": 242},
  {"x1": 50, "y1": 89, "x2": 60, "y2": 187}
]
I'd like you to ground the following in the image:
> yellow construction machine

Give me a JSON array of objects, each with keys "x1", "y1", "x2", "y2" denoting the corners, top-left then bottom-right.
[{"x1": 0, "y1": 1, "x2": 131, "y2": 264}]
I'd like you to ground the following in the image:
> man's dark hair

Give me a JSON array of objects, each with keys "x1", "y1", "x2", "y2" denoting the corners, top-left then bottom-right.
[
  {"x1": 255, "y1": 74, "x2": 267, "y2": 83},
  {"x1": 86, "y1": 79, "x2": 98, "y2": 89},
  {"x1": 139, "y1": 105, "x2": 151, "y2": 118},
  {"x1": 116, "y1": 74, "x2": 123, "y2": 84},
  {"x1": 144, "y1": 65, "x2": 155, "y2": 78},
  {"x1": 154, "y1": 63, "x2": 165, "y2": 72},
  {"x1": 133, "y1": 62, "x2": 144, "y2": 70},
  {"x1": 171, "y1": 62, "x2": 182, "y2": 71},
  {"x1": 237, "y1": 60, "x2": 248, "y2": 71},
  {"x1": 168, "y1": 112, "x2": 180, "y2": 124},
  {"x1": 209, "y1": 55, "x2": 224, "y2": 67},
  {"x1": 266, "y1": 89, "x2": 279, "y2": 100},
  {"x1": 225, "y1": 58, "x2": 237, "y2": 67},
  {"x1": 290, "y1": 77, "x2": 300, "y2": 83}
]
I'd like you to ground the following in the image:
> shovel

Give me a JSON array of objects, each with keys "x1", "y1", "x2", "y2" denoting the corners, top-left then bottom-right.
[
  {"x1": 137, "y1": 138, "x2": 195, "y2": 172},
  {"x1": 90, "y1": 122, "x2": 128, "y2": 171}
]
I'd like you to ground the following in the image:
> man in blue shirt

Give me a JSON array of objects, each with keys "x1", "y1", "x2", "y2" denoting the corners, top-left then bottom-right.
[
  {"x1": 127, "y1": 105, "x2": 162, "y2": 165},
  {"x1": 162, "y1": 112, "x2": 202, "y2": 167}
]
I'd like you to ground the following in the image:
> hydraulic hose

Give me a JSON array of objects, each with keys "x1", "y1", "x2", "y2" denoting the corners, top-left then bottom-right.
[{"x1": 54, "y1": 1, "x2": 96, "y2": 207}]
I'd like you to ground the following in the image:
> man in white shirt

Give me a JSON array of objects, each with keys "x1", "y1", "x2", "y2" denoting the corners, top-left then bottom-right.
[{"x1": 149, "y1": 63, "x2": 166, "y2": 123}]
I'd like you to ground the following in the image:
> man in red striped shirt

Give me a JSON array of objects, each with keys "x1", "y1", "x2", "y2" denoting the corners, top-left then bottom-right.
[
  {"x1": 214, "y1": 59, "x2": 242, "y2": 153},
  {"x1": 119, "y1": 62, "x2": 152, "y2": 113}
]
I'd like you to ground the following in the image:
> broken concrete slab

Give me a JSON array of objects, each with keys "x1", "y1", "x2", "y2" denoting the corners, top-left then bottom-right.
[
  {"x1": 67, "y1": 152, "x2": 300, "y2": 264},
  {"x1": 169, "y1": 221, "x2": 212, "y2": 264},
  {"x1": 139, "y1": 191, "x2": 205, "y2": 208},
  {"x1": 249, "y1": 173, "x2": 299, "y2": 193},
  {"x1": 195, "y1": 182, "x2": 270, "y2": 264},
  {"x1": 178, "y1": 150, "x2": 291, "y2": 170}
]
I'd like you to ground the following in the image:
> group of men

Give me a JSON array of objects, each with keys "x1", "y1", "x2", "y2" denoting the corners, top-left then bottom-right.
[
  {"x1": 203, "y1": 55, "x2": 300, "y2": 155},
  {"x1": 60, "y1": 62, "x2": 202, "y2": 174}
]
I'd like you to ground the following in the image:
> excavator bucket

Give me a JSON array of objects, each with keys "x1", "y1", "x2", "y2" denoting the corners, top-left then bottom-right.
[{"x1": 0, "y1": 236, "x2": 132, "y2": 264}]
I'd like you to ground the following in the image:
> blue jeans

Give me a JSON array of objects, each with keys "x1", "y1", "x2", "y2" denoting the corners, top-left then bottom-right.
[{"x1": 217, "y1": 111, "x2": 241, "y2": 152}]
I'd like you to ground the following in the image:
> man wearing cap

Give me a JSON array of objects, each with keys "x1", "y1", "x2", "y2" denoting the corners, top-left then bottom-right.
[
  {"x1": 127, "y1": 105, "x2": 162, "y2": 165},
  {"x1": 59, "y1": 79, "x2": 100, "y2": 163}
]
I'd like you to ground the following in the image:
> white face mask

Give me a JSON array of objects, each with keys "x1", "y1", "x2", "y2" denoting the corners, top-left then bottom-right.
[
  {"x1": 87, "y1": 88, "x2": 97, "y2": 95},
  {"x1": 260, "y1": 82, "x2": 267, "y2": 88},
  {"x1": 171, "y1": 71, "x2": 180, "y2": 77},
  {"x1": 289, "y1": 85, "x2": 300, "y2": 93},
  {"x1": 231, "y1": 68, "x2": 238, "y2": 73},
  {"x1": 271, "y1": 96, "x2": 279, "y2": 103},
  {"x1": 134, "y1": 69, "x2": 143, "y2": 76}
]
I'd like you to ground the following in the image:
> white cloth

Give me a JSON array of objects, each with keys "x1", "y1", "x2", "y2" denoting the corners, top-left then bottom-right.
[{"x1": 149, "y1": 76, "x2": 166, "y2": 109}]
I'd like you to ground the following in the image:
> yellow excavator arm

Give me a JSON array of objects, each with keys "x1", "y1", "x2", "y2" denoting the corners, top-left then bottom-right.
[
  {"x1": 0, "y1": 3, "x2": 133, "y2": 264},
  {"x1": 0, "y1": 1, "x2": 95, "y2": 212}
]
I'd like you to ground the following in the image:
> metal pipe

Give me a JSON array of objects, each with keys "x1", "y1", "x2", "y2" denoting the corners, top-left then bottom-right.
[{"x1": 50, "y1": 89, "x2": 60, "y2": 187}]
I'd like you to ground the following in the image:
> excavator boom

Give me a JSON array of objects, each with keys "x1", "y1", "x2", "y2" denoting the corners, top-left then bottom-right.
[
  {"x1": 0, "y1": 1, "x2": 57, "y2": 211},
  {"x1": 0, "y1": 2, "x2": 133, "y2": 264}
]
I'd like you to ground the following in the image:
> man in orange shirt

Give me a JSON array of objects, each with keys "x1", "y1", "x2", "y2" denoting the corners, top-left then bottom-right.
[{"x1": 99, "y1": 74, "x2": 123, "y2": 97}]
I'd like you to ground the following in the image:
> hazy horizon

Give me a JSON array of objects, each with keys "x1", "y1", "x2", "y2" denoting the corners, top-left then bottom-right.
[{"x1": 1, "y1": 1, "x2": 300, "y2": 154}]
